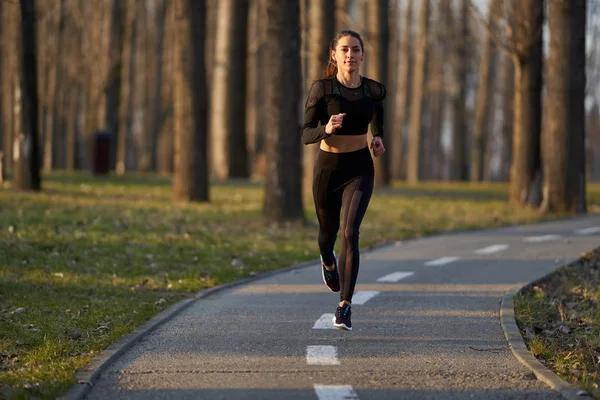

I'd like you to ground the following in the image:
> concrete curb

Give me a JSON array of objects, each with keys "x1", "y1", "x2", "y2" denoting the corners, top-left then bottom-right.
[
  {"x1": 500, "y1": 284, "x2": 592, "y2": 400},
  {"x1": 59, "y1": 240, "x2": 398, "y2": 400}
]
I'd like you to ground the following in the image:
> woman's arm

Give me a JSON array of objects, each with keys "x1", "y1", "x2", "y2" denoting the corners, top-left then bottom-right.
[{"x1": 301, "y1": 80, "x2": 329, "y2": 145}]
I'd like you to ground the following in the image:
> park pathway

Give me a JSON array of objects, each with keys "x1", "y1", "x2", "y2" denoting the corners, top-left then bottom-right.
[{"x1": 83, "y1": 215, "x2": 600, "y2": 400}]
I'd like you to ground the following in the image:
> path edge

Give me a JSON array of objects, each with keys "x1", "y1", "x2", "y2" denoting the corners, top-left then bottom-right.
[{"x1": 500, "y1": 270, "x2": 593, "y2": 399}]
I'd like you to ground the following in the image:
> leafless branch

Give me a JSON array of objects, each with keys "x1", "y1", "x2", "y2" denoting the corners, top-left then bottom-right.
[{"x1": 468, "y1": 0, "x2": 516, "y2": 56}]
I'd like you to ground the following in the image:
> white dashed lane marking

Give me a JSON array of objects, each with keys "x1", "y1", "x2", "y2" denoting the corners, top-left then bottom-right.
[
  {"x1": 376, "y1": 272, "x2": 414, "y2": 282},
  {"x1": 306, "y1": 345, "x2": 340, "y2": 365},
  {"x1": 575, "y1": 226, "x2": 600, "y2": 235},
  {"x1": 424, "y1": 256, "x2": 460, "y2": 266},
  {"x1": 313, "y1": 314, "x2": 335, "y2": 329},
  {"x1": 314, "y1": 384, "x2": 359, "y2": 400},
  {"x1": 351, "y1": 291, "x2": 380, "y2": 305},
  {"x1": 523, "y1": 234, "x2": 562, "y2": 243},
  {"x1": 474, "y1": 244, "x2": 509, "y2": 255}
]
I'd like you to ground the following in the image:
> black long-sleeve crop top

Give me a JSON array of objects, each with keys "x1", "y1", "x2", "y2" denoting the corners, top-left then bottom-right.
[{"x1": 301, "y1": 76, "x2": 386, "y2": 145}]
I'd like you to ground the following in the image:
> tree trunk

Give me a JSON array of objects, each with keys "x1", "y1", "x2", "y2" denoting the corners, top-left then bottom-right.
[
  {"x1": 105, "y1": 0, "x2": 123, "y2": 171},
  {"x1": 116, "y1": 1, "x2": 136, "y2": 175},
  {"x1": 367, "y1": 0, "x2": 390, "y2": 187},
  {"x1": 2, "y1": 2, "x2": 16, "y2": 174},
  {"x1": 541, "y1": 0, "x2": 586, "y2": 214},
  {"x1": 303, "y1": 0, "x2": 335, "y2": 195},
  {"x1": 427, "y1": 27, "x2": 445, "y2": 181},
  {"x1": 509, "y1": 0, "x2": 544, "y2": 207},
  {"x1": 406, "y1": 0, "x2": 428, "y2": 184},
  {"x1": 0, "y1": 0, "x2": 3, "y2": 172},
  {"x1": 448, "y1": 0, "x2": 469, "y2": 181},
  {"x1": 470, "y1": 0, "x2": 500, "y2": 182},
  {"x1": 392, "y1": 0, "x2": 413, "y2": 180},
  {"x1": 42, "y1": 0, "x2": 62, "y2": 172},
  {"x1": 173, "y1": 0, "x2": 209, "y2": 202},
  {"x1": 15, "y1": 0, "x2": 41, "y2": 191},
  {"x1": 497, "y1": 52, "x2": 514, "y2": 181},
  {"x1": 157, "y1": 0, "x2": 175, "y2": 175},
  {"x1": 210, "y1": 0, "x2": 249, "y2": 180},
  {"x1": 263, "y1": 0, "x2": 304, "y2": 223}
]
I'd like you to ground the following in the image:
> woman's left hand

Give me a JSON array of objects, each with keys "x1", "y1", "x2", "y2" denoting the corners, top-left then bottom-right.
[{"x1": 370, "y1": 137, "x2": 385, "y2": 157}]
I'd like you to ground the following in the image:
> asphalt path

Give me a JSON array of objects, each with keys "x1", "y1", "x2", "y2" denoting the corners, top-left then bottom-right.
[{"x1": 84, "y1": 215, "x2": 600, "y2": 400}]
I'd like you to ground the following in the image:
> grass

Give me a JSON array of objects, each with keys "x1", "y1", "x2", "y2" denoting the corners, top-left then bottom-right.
[
  {"x1": 1, "y1": 171, "x2": 599, "y2": 399},
  {"x1": 515, "y1": 249, "x2": 600, "y2": 398}
]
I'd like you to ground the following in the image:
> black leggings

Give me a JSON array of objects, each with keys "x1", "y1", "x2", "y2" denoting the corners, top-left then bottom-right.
[{"x1": 312, "y1": 146, "x2": 374, "y2": 303}]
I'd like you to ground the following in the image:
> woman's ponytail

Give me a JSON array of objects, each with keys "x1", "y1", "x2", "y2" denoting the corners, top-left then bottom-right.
[
  {"x1": 322, "y1": 59, "x2": 337, "y2": 79},
  {"x1": 322, "y1": 39, "x2": 337, "y2": 79}
]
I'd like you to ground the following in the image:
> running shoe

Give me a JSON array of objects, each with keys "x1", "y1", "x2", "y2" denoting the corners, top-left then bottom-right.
[
  {"x1": 320, "y1": 252, "x2": 340, "y2": 292},
  {"x1": 332, "y1": 304, "x2": 352, "y2": 331}
]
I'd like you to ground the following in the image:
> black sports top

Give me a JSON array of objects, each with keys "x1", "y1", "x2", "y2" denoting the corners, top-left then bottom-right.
[{"x1": 301, "y1": 76, "x2": 386, "y2": 145}]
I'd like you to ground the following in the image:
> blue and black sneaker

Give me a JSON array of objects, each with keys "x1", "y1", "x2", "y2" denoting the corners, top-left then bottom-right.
[
  {"x1": 320, "y1": 252, "x2": 340, "y2": 293},
  {"x1": 332, "y1": 304, "x2": 352, "y2": 331}
]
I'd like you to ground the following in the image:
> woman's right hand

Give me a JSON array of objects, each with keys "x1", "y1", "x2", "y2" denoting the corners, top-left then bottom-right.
[{"x1": 325, "y1": 113, "x2": 346, "y2": 135}]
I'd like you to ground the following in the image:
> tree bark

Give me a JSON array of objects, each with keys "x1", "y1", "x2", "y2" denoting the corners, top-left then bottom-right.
[
  {"x1": 367, "y1": 0, "x2": 391, "y2": 187},
  {"x1": 157, "y1": 0, "x2": 175, "y2": 174},
  {"x1": 497, "y1": 52, "x2": 514, "y2": 181},
  {"x1": 263, "y1": 0, "x2": 304, "y2": 223},
  {"x1": 406, "y1": 0, "x2": 428, "y2": 184},
  {"x1": 116, "y1": 1, "x2": 136, "y2": 175},
  {"x1": 173, "y1": 0, "x2": 209, "y2": 202},
  {"x1": 303, "y1": 0, "x2": 335, "y2": 195},
  {"x1": 470, "y1": 0, "x2": 500, "y2": 182},
  {"x1": 508, "y1": 0, "x2": 544, "y2": 207},
  {"x1": 1, "y1": 2, "x2": 16, "y2": 174},
  {"x1": 541, "y1": 0, "x2": 587, "y2": 214},
  {"x1": 14, "y1": 0, "x2": 41, "y2": 191},
  {"x1": 392, "y1": 0, "x2": 413, "y2": 180},
  {"x1": 0, "y1": 0, "x2": 4, "y2": 171},
  {"x1": 210, "y1": 0, "x2": 249, "y2": 180},
  {"x1": 448, "y1": 0, "x2": 469, "y2": 181}
]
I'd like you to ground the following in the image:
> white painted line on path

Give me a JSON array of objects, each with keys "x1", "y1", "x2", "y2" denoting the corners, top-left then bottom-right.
[
  {"x1": 351, "y1": 291, "x2": 380, "y2": 305},
  {"x1": 575, "y1": 226, "x2": 600, "y2": 235},
  {"x1": 424, "y1": 256, "x2": 460, "y2": 266},
  {"x1": 312, "y1": 314, "x2": 335, "y2": 329},
  {"x1": 314, "y1": 385, "x2": 359, "y2": 400},
  {"x1": 376, "y1": 272, "x2": 414, "y2": 282},
  {"x1": 306, "y1": 346, "x2": 340, "y2": 365},
  {"x1": 523, "y1": 234, "x2": 561, "y2": 243},
  {"x1": 474, "y1": 244, "x2": 509, "y2": 255}
]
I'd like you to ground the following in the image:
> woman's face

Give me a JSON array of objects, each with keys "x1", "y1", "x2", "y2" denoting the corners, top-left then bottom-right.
[{"x1": 332, "y1": 35, "x2": 364, "y2": 74}]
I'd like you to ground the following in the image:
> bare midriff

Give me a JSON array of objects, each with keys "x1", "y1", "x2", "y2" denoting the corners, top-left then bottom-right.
[{"x1": 320, "y1": 133, "x2": 368, "y2": 153}]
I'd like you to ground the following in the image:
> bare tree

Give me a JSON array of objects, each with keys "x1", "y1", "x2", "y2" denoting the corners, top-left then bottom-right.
[
  {"x1": 509, "y1": 1, "x2": 544, "y2": 206},
  {"x1": 263, "y1": 0, "x2": 304, "y2": 222},
  {"x1": 497, "y1": 51, "x2": 513, "y2": 181},
  {"x1": 116, "y1": 1, "x2": 136, "y2": 175},
  {"x1": 173, "y1": 0, "x2": 209, "y2": 202},
  {"x1": 0, "y1": 0, "x2": 4, "y2": 175},
  {"x1": 446, "y1": 0, "x2": 470, "y2": 181},
  {"x1": 470, "y1": 0, "x2": 501, "y2": 181},
  {"x1": 541, "y1": 0, "x2": 587, "y2": 214},
  {"x1": 1, "y1": 1, "x2": 17, "y2": 175},
  {"x1": 14, "y1": 0, "x2": 41, "y2": 191},
  {"x1": 392, "y1": 0, "x2": 413, "y2": 180},
  {"x1": 41, "y1": 0, "x2": 63, "y2": 172},
  {"x1": 366, "y1": 0, "x2": 391, "y2": 187},
  {"x1": 303, "y1": 0, "x2": 335, "y2": 195},
  {"x1": 210, "y1": 0, "x2": 250, "y2": 180},
  {"x1": 406, "y1": 0, "x2": 429, "y2": 184},
  {"x1": 157, "y1": 0, "x2": 175, "y2": 174}
]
